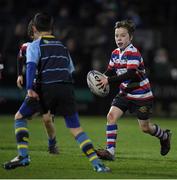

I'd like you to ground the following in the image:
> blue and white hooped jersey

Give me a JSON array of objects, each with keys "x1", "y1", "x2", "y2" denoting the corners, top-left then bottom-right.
[
  {"x1": 108, "y1": 43, "x2": 153, "y2": 101},
  {"x1": 26, "y1": 35, "x2": 75, "y2": 84}
]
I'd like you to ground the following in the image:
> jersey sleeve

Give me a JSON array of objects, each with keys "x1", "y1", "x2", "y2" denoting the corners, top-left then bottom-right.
[
  {"x1": 104, "y1": 52, "x2": 117, "y2": 76},
  {"x1": 26, "y1": 39, "x2": 41, "y2": 65},
  {"x1": 107, "y1": 53, "x2": 115, "y2": 70},
  {"x1": 26, "y1": 40, "x2": 40, "y2": 90}
]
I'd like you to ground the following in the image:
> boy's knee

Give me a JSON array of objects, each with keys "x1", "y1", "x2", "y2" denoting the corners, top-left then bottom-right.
[
  {"x1": 43, "y1": 115, "x2": 53, "y2": 124},
  {"x1": 107, "y1": 112, "x2": 116, "y2": 124},
  {"x1": 70, "y1": 127, "x2": 83, "y2": 137},
  {"x1": 14, "y1": 111, "x2": 23, "y2": 120}
]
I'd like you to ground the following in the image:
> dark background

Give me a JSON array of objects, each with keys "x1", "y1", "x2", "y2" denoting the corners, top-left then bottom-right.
[{"x1": 0, "y1": 0, "x2": 177, "y2": 116}]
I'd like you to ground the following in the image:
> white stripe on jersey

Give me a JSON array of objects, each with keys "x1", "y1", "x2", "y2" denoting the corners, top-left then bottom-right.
[
  {"x1": 127, "y1": 60, "x2": 139, "y2": 65},
  {"x1": 129, "y1": 46, "x2": 138, "y2": 52},
  {"x1": 117, "y1": 68, "x2": 127, "y2": 75},
  {"x1": 127, "y1": 91, "x2": 153, "y2": 99},
  {"x1": 121, "y1": 78, "x2": 150, "y2": 88},
  {"x1": 139, "y1": 79, "x2": 150, "y2": 86}
]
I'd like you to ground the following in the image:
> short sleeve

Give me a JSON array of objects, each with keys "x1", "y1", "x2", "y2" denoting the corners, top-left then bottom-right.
[{"x1": 26, "y1": 39, "x2": 41, "y2": 64}]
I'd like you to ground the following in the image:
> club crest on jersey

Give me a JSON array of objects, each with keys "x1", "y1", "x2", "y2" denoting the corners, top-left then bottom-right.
[
  {"x1": 139, "y1": 106, "x2": 148, "y2": 113},
  {"x1": 43, "y1": 40, "x2": 49, "y2": 44}
]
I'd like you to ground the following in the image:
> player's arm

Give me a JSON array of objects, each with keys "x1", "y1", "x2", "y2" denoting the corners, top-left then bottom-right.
[
  {"x1": 104, "y1": 68, "x2": 117, "y2": 77},
  {"x1": 97, "y1": 69, "x2": 139, "y2": 90},
  {"x1": 97, "y1": 56, "x2": 116, "y2": 89},
  {"x1": 104, "y1": 55, "x2": 116, "y2": 77},
  {"x1": 17, "y1": 56, "x2": 24, "y2": 77},
  {"x1": 26, "y1": 41, "x2": 40, "y2": 99},
  {"x1": 17, "y1": 46, "x2": 26, "y2": 89},
  {"x1": 107, "y1": 69, "x2": 140, "y2": 84},
  {"x1": 99, "y1": 52, "x2": 141, "y2": 88}
]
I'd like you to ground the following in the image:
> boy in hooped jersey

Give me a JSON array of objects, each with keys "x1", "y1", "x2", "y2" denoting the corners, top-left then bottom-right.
[{"x1": 96, "y1": 20, "x2": 172, "y2": 160}]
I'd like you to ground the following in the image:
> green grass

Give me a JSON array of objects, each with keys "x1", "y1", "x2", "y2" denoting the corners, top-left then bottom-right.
[{"x1": 0, "y1": 115, "x2": 177, "y2": 179}]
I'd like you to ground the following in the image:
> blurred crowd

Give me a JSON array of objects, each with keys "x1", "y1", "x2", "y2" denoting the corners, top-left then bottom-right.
[
  {"x1": 0, "y1": 0, "x2": 177, "y2": 115},
  {"x1": 0, "y1": 0, "x2": 177, "y2": 85}
]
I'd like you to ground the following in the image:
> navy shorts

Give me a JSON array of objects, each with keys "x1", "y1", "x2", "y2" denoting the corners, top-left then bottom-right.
[
  {"x1": 39, "y1": 83, "x2": 77, "y2": 116},
  {"x1": 111, "y1": 95, "x2": 153, "y2": 120},
  {"x1": 39, "y1": 83, "x2": 80, "y2": 128}
]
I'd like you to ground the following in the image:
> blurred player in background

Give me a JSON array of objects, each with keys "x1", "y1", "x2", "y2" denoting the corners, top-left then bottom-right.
[
  {"x1": 3, "y1": 12, "x2": 110, "y2": 172},
  {"x1": 16, "y1": 21, "x2": 59, "y2": 155},
  {"x1": 0, "y1": 54, "x2": 3, "y2": 80},
  {"x1": 96, "y1": 20, "x2": 172, "y2": 160}
]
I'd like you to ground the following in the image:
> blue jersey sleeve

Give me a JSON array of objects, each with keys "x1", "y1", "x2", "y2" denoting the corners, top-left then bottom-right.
[
  {"x1": 26, "y1": 39, "x2": 41, "y2": 64},
  {"x1": 26, "y1": 39, "x2": 41, "y2": 90},
  {"x1": 26, "y1": 62, "x2": 36, "y2": 90}
]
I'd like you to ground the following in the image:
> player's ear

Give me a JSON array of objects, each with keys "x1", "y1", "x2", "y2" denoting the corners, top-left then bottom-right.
[
  {"x1": 32, "y1": 26, "x2": 37, "y2": 33},
  {"x1": 130, "y1": 35, "x2": 133, "y2": 41}
]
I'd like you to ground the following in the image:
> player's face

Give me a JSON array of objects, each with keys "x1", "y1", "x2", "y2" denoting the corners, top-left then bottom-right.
[{"x1": 115, "y1": 27, "x2": 132, "y2": 50}]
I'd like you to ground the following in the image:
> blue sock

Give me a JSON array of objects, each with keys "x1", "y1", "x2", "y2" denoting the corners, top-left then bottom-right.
[
  {"x1": 75, "y1": 132, "x2": 101, "y2": 167},
  {"x1": 48, "y1": 137, "x2": 56, "y2": 147},
  {"x1": 15, "y1": 119, "x2": 29, "y2": 157}
]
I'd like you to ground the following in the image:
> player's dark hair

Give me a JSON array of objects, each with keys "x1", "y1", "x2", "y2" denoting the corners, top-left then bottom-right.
[
  {"x1": 27, "y1": 20, "x2": 34, "y2": 38},
  {"x1": 32, "y1": 12, "x2": 53, "y2": 32},
  {"x1": 114, "y1": 20, "x2": 136, "y2": 37}
]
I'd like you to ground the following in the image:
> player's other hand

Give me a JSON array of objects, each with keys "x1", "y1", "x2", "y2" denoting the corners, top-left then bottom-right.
[
  {"x1": 17, "y1": 75, "x2": 23, "y2": 89},
  {"x1": 96, "y1": 76, "x2": 108, "y2": 90},
  {"x1": 27, "y1": 89, "x2": 39, "y2": 100}
]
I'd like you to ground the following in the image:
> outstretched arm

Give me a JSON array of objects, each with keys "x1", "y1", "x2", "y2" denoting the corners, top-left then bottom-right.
[
  {"x1": 16, "y1": 43, "x2": 28, "y2": 88},
  {"x1": 17, "y1": 56, "x2": 25, "y2": 89},
  {"x1": 97, "y1": 69, "x2": 141, "y2": 89},
  {"x1": 107, "y1": 69, "x2": 140, "y2": 83}
]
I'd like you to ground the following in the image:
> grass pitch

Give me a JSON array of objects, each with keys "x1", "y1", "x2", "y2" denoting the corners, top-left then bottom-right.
[{"x1": 0, "y1": 115, "x2": 177, "y2": 179}]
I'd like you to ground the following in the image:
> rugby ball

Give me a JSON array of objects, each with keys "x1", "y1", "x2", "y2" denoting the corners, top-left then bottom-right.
[{"x1": 87, "y1": 70, "x2": 110, "y2": 97}]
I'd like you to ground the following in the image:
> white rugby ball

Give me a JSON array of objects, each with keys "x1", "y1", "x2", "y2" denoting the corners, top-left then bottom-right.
[{"x1": 87, "y1": 70, "x2": 110, "y2": 97}]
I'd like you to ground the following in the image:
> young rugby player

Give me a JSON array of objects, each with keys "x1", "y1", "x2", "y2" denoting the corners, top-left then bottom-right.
[
  {"x1": 16, "y1": 21, "x2": 58, "y2": 154},
  {"x1": 3, "y1": 12, "x2": 110, "y2": 172},
  {"x1": 96, "y1": 20, "x2": 172, "y2": 160}
]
